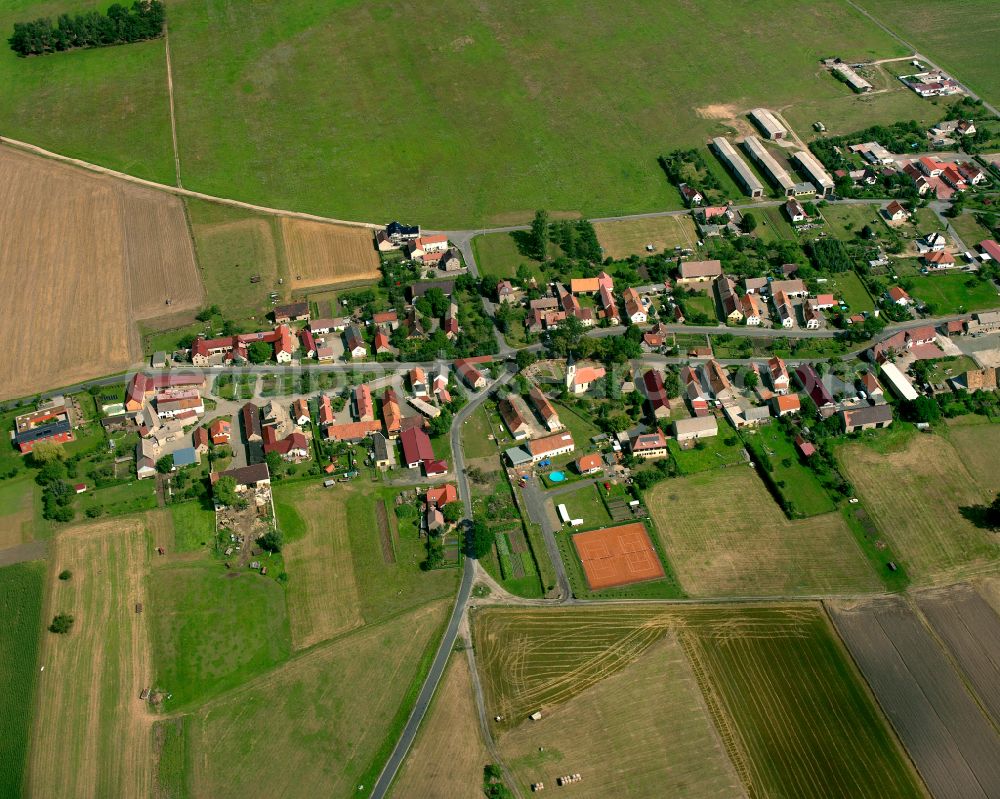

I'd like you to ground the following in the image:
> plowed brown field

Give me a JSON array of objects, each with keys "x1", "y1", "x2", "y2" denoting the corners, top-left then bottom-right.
[
  {"x1": 281, "y1": 218, "x2": 380, "y2": 289},
  {"x1": 0, "y1": 147, "x2": 201, "y2": 400}
]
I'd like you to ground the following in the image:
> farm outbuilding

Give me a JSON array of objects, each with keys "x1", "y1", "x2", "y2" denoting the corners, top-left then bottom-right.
[
  {"x1": 749, "y1": 108, "x2": 787, "y2": 140},
  {"x1": 711, "y1": 137, "x2": 764, "y2": 198}
]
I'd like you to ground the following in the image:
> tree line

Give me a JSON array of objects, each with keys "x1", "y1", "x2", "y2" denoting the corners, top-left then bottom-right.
[{"x1": 9, "y1": 1, "x2": 165, "y2": 57}]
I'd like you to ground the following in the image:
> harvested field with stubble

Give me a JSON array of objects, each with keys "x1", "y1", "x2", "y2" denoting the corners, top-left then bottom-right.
[
  {"x1": 473, "y1": 605, "x2": 920, "y2": 799},
  {"x1": 187, "y1": 600, "x2": 450, "y2": 798},
  {"x1": 829, "y1": 595, "x2": 1000, "y2": 799},
  {"x1": 646, "y1": 469, "x2": 879, "y2": 596},
  {"x1": 281, "y1": 218, "x2": 380, "y2": 289},
  {"x1": 390, "y1": 654, "x2": 489, "y2": 799},
  {"x1": 0, "y1": 147, "x2": 201, "y2": 400},
  {"x1": 838, "y1": 434, "x2": 1000, "y2": 583},
  {"x1": 499, "y1": 634, "x2": 745, "y2": 799},
  {"x1": 593, "y1": 215, "x2": 698, "y2": 259},
  {"x1": 279, "y1": 485, "x2": 363, "y2": 650},
  {"x1": 27, "y1": 518, "x2": 154, "y2": 798},
  {"x1": 916, "y1": 584, "x2": 1000, "y2": 726}
]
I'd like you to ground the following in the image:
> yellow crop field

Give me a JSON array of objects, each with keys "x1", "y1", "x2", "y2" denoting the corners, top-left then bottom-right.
[{"x1": 281, "y1": 218, "x2": 380, "y2": 289}]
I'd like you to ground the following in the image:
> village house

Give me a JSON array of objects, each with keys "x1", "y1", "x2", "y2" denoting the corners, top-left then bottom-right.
[
  {"x1": 292, "y1": 399, "x2": 310, "y2": 427},
  {"x1": 883, "y1": 200, "x2": 909, "y2": 223},
  {"x1": 354, "y1": 384, "x2": 374, "y2": 422},
  {"x1": 155, "y1": 389, "x2": 204, "y2": 420},
  {"x1": 744, "y1": 277, "x2": 768, "y2": 295},
  {"x1": 193, "y1": 426, "x2": 210, "y2": 454},
  {"x1": 497, "y1": 280, "x2": 519, "y2": 304},
  {"x1": 887, "y1": 286, "x2": 912, "y2": 306},
  {"x1": 858, "y1": 371, "x2": 886, "y2": 402},
  {"x1": 772, "y1": 290, "x2": 795, "y2": 328},
  {"x1": 795, "y1": 364, "x2": 835, "y2": 415},
  {"x1": 426, "y1": 483, "x2": 458, "y2": 509},
  {"x1": 771, "y1": 393, "x2": 801, "y2": 417},
  {"x1": 630, "y1": 429, "x2": 669, "y2": 460},
  {"x1": 210, "y1": 419, "x2": 231, "y2": 446},
  {"x1": 125, "y1": 372, "x2": 206, "y2": 413},
  {"x1": 768, "y1": 357, "x2": 790, "y2": 394},
  {"x1": 135, "y1": 438, "x2": 158, "y2": 479},
  {"x1": 784, "y1": 198, "x2": 807, "y2": 223},
  {"x1": 212, "y1": 463, "x2": 271, "y2": 494},
  {"x1": 695, "y1": 205, "x2": 741, "y2": 237},
  {"x1": 643, "y1": 369, "x2": 670, "y2": 418},
  {"x1": 263, "y1": 427, "x2": 309, "y2": 462},
  {"x1": 241, "y1": 402, "x2": 262, "y2": 443},
  {"x1": 622, "y1": 287, "x2": 647, "y2": 324},
  {"x1": 723, "y1": 401, "x2": 772, "y2": 429},
  {"x1": 318, "y1": 395, "x2": 334, "y2": 427},
  {"x1": 372, "y1": 310, "x2": 399, "y2": 330},
  {"x1": 191, "y1": 325, "x2": 295, "y2": 366},
  {"x1": 344, "y1": 325, "x2": 367, "y2": 359},
  {"x1": 923, "y1": 250, "x2": 958, "y2": 270},
  {"x1": 679, "y1": 183, "x2": 704, "y2": 206},
  {"x1": 409, "y1": 367, "x2": 428, "y2": 398},
  {"x1": 455, "y1": 359, "x2": 487, "y2": 390},
  {"x1": 13, "y1": 400, "x2": 75, "y2": 454},
  {"x1": 323, "y1": 420, "x2": 381, "y2": 443},
  {"x1": 399, "y1": 426, "x2": 435, "y2": 470},
  {"x1": 372, "y1": 432, "x2": 394, "y2": 469},
  {"x1": 714, "y1": 275, "x2": 742, "y2": 323},
  {"x1": 405, "y1": 234, "x2": 449, "y2": 264},
  {"x1": 433, "y1": 371, "x2": 451, "y2": 404},
  {"x1": 310, "y1": 317, "x2": 348, "y2": 335},
  {"x1": 439, "y1": 248, "x2": 462, "y2": 271},
  {"x1": 803, "y1": 302, "x2": 824, "y2": 330},
  {"x1": 382, "y1": 388, "x2": 402, "y2": 438},
  {"x1": 575, "y1": 453, "x2": 603, "y2": 475}
]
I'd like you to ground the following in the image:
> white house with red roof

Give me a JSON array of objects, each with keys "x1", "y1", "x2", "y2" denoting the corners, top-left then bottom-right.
[{"x1": 565, "y1": 357, "x2": 606, "y2": 395}]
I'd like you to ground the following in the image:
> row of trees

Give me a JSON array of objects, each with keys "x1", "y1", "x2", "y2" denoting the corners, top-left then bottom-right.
[{"x1": 9, "y1": 1, "x2": 165, "y2": 57}]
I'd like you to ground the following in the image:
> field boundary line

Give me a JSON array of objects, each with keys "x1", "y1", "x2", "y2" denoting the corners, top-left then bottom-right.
[
  {"x1": 677, "y1": 629, "x2": 758, "y2": 798},
  {"x1": 0, "y1": 139, "x2": 383, "y2": 229},
  {"x1": 163, "y1": 21, "x2": 182, "y2": 188}
]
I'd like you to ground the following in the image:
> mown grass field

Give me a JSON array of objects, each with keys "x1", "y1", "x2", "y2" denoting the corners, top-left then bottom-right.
[
  {"x1": 148, "y1": 561, "x2": 291, "y2": 709},
  {"x1": 390, "y1": 653, "x2": 490, "y2": 799},
  {"x1": 0, "y1": 476, "x2": 35, "y2": 550},
  {"x1": 273, "y1": 483, "x2": 364, "y2": 649},
  {"x1": 164, "y1": 0, "x2": 907, "y2": 226},
  {"x1": 169, "y1": 500, "x2": 217, "y2": 552},
  {"x1": 667, "y1": 434, "x2": 746, "y2": 474},
  {"x1": 746, "y1": 423, "x2": 835, "y2": 516},
  {"x1": 499, "y1": 634, "x2": 745, "y2": 799},
  {"x1": 0, "y1": 561, "x2": 44, "y2": 798},
  {"x1": 593, "y1": 215, "x2": 698, "y2": 259},
  {"x1": 946, "y1": 419, "x2": 1000, "y2": 495},
  {"x1": 839, "y1": 433, "x2": 1000, "y2": 582},
  {"x1": 855, "y1": 0, "x2": 1000, "y2": 107},
  {"x1": 28, "y1": 518, "x2": 155, "y2": 798},
  {"x1": 184, "y1": 599, "x2": 450, "y2": 798},
  {"x1": 906, "y1": 273, "x2": 1000, "y2": 314},
  {"x1": 0, "y1": 0, "x2": 173, "y2": 183},
  {"x1": 646, "y1": 468, "x2": 881, "y2": 596},
  {"x1": 473, "y1": 605, "x2": 922, "y2": 798},
  {"x1": 186, "y1": 199, "x2": 285, "y2": 321}
]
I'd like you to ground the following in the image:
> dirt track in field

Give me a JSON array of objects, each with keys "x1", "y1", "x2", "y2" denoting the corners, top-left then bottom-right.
[
  {"x1": 281, "y1": 218, "x2": 380, "y2": 290},
  {"x1": 27, "y1": 519, "x2": 154, "y2": 798},
  {"x1": 0, "y1": 147, "x2": 201, "y2": 400}
]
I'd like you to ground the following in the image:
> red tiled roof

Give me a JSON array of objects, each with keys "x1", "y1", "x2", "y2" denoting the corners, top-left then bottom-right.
[{"x1": 426, "y1": 483, "x2": 458, "y2": 507}]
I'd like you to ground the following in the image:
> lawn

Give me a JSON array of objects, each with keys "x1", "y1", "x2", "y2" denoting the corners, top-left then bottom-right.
[
  {"x1": 946, "y1": 419, "x2": 1000, "y2": 495},
  {"x1": 824, "y1": 269, "x2": 875, "y2": 313},
  {"x1": 0, "y1": 561, "x2": 44, "y2": 799},
  {"x1": 461, "y1": 403, "x2": 502, "y2": 460},
  {"x1": 949, "y1": 211, "x2": 994, "y2": 250},
  {"x1": 816, "y1": 203, "x2": 886, "y2": 242},
  {"x1": 473, "y1": 232, "x2": 542, "y2": 281},
  {"x1": 148, "y1": 560, "x2": 291, "y2": 709},
  {"x1": 78, "y1": 479, "x2": 159, "y2": 519},
  {"x1": 683, "y1": 292, "x2": 720, "y2": 323},
  {"x1": 667, "y1": 434, "x2": 745, "y2": 474},
  {"x1": 906, "y1": 272, "x2": 1000, "y2": 314},
  {"x1": 163, "y1": 0, "x2": 906, "y2": 227},
  {"x1": 169, "y1": 500, "x2": 217, "y2": 552},
  {"x1": 499, "y1": 634, "x2": 744, "y2": 798},
  {"x1": 925, "y1": 355, "x2": 978, "y2": 385},
  {"x1": 744, "y1": 423, "x2": 835, "y2": 516},
  {"x1": 554, "y1": 482, "x2": 612, "y2": 529},
  {"x1": 646, "y1": 467, "x2": 881, "y2": 596},
  {"x1": 856, "y1": 0, "x2": 1000, "y2": 107},
  {"x1": 838, "y1": 432, "x2": 1000, "y2": 583},
  {"x1": 0, "y1": 3, "x2": 173, "y2": 183},
  {"x1": 183, "y1": 599, "x2": 450, "y2": 799}
]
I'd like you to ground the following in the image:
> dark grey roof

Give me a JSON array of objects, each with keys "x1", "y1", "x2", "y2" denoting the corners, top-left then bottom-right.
[
  {"x1": 843, "y1": 404, "x2": 894, "y2": 428},
  {"x1": 14, "y1": 417, "x2": 70, "y2": 446}
]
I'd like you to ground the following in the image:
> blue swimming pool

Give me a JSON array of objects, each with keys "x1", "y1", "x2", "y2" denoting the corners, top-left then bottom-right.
[{"x1": 549, "y1": 471, "x2": 566, "y2": 482}]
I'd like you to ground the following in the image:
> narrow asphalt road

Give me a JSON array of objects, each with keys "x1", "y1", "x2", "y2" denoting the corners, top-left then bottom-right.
[
  {"x1": 369, "y1": 370, "x2": 514, "y2": 799},
  {"x1": 520, "y1": 478, "x2": 572, "y2": 600}
]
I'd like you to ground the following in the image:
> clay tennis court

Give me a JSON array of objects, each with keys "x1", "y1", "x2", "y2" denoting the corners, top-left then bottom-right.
[{"x1": 573, "y1": 523, "x2": 665, "y2": 589}]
